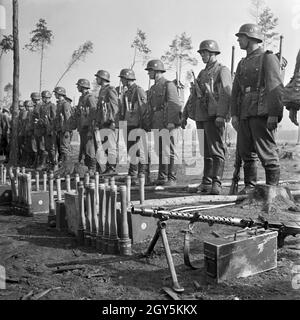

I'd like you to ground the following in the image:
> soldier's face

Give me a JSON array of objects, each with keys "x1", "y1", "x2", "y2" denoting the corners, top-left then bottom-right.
[
  {"x1": 42, "y1": 97, "x2": 51, "y2": 103},
  {"x1": 237, "y1": 35, "x2": 249, "y2": 49},
  {"x1": 120, "y1": 77, "x2": 127, "y2": 87},
  {"x1": 199, "y1": 50, "x2": 210, "y2": 64},
  {"x1": 147, "y1": 69, "x2": 155, "y2": 80},
  {"x1": 96, "y1": 76, "x2": 102, "y2": 86}
]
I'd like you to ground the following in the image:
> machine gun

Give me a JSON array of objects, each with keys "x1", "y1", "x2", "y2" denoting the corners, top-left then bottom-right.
[{"x1": 130, "y1": 205, "x2": 300, "y2": 292}]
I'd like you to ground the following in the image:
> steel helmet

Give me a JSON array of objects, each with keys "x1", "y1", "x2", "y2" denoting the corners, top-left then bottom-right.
[
  {"x1": 198, "y1": 40, "x2": 221, "y2": 55},
  {"x1": 119, "y1": 69, "x2": 136, "y2": 80},
  {"x1": 235, "y1": 23, "x2": 263, "y2": 43},
  {"x1": 41, "y1": 90, "x2": 52, "y2": 98},
  {"x1": 76, "y1": 78, "x2": 91, "y2": 89},
  {"x1": 30, "y1": 92, "x2": 41, "y2": 100},
  {"x1": 145, "y1": 59, "x2": 166, "y2": 72},
  {"x1": 24, "y1": 100, "x2": 31, "y2": 108},
  {"x1": 53, "y1": 87, "x2": 66, "y2": 96},
  {"x1": 94, "y1": 70, "x2": 110, "y2": 82}
]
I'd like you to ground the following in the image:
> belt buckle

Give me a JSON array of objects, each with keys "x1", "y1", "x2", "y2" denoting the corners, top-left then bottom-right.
[{"x1": 245, "y1": 87, "x2": 251, "y2": 93}]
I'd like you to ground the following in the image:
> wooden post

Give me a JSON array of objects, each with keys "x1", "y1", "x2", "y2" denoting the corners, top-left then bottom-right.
[
  {"x1": 75, "y1": 173, "x2": 80, "y2": 192},
  {"x1": 26, "y1": 172, "x2": 32, "y2": 216},
  {"x1": 9, "y1": 0, "x2": 20, "y2": 165},
  {"x1": 56, "y1": 176, "x2": 62, "y2": 202}
]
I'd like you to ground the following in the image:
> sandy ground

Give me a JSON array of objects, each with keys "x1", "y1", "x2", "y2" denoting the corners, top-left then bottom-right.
[{"x1": 0, "y1": 143, "x2": 300, "y2": 301}]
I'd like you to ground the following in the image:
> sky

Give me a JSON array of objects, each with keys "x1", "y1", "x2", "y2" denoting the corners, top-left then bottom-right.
[{"x1": 0, "y1": 0, "x2": 300, "y2": 133}]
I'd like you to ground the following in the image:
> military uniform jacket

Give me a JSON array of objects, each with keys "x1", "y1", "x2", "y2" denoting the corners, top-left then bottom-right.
[
  {"x1": 96, "y1": 84, "x2": 119, "y2": 128},
  {"x1": 18, "y1": 109, "x2": 28, "y2": 136},
  {"x1": 183, "y1": 61, "x2": 232, "y2": 122},
  {"x1": 32, "y1": 102, "x2": 42, "y2": 136},
  {"x1": 121, "y1": 83, "x2": 147, "y2": 128},
  {"x1": 148, "y1": 77, "x2": 182, "y2": 130},
  {"x1": 38, "y1": 102, "x2": 57, "y2": 135},
  {"x1": 55, "y1": 99, "x2": 72, "y2": 132},
  {"x1": 231, "y1": 47, "x2": 284, "y2": 120},
  {"x1": 76, "y1": 92, "x2": 97, "y2": 132},
  {"x1": 24, "y1": 110, "x2": 34, "y2": 136}
]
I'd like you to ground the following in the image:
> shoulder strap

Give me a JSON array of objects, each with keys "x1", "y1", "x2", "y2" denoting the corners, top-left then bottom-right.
[{"x1": 256, "y1": 51, "x2": 267, "y2": 90}]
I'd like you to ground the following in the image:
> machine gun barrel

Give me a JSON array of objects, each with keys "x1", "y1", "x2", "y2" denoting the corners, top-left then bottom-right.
[{"x1": 130, "y1": 206, "x2": 300, "y2": 246}]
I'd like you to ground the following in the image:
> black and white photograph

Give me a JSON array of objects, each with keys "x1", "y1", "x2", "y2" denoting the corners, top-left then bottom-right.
[{"x1": 0, "y1": 0, "x2": 300, "y2": 306}]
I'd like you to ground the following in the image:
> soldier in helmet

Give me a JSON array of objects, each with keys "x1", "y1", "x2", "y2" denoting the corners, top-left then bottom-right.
[
  {"x1": 0, "y1": 106, "x2": 12, "y2": 163},
  {"x1": 31, "y1": 92, "x2": 44, "y2": 169},
  {"x1": 182, "y1": 40, "x2": 232, "y2": 195},
  {"x1": 118, "y1": 68, "x2": 149, "y2": 184},
  {"x1": 17, "y1": 100, "x2": 28, "y2": 165},
  {"x1": 39, "y1": 90, "x2": 57, "y2": 170},
  {"x1": 145, "y1": 59, "x2": 182, "y2": 186},
  {"x1": 23, "y1": 100, "x2": 36, "y2": 167},
  {"x1": 231, "y1": 23, "x2": 284, "y2": 192},
  {"x1": 75, "y1": 78, "x2": 97, "y2": 172},
  {"x1": 94, "y1": 70, "x2": 119, "y2": 174},
  {"x1": 53, "y1": 87, "x2": 73, "y2": 165}
]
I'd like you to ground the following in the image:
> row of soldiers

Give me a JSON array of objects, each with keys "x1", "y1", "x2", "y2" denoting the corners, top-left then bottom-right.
[{"x1": 4, "y1": 23, "x2": 300, "y2": 194}]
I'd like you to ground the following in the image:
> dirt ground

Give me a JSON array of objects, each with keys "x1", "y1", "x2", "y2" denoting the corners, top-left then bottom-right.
[{"x1": 0, "y1": 143, "x2": 300, "y2": 301}]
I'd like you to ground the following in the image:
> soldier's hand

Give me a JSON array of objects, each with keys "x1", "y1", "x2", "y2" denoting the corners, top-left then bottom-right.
[
  {"x1": 231, "y1": 116, "x2": 239, "y2": 132},
  {"x1": 267, "y1": 116, "x2": 278, "y2": 131},
  {"x1": 167, "y1": 123, "x2": 175, "y2": 130},
  {"x1": 289, "y1": 109, "x2": 299, "y2": 126},
  {"x1": 215, "y1": 116, "x2": 225, "y2": 129}
]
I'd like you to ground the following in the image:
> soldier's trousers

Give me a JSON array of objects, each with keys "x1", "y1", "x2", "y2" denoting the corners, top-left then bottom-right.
[
  {"x1": 58, "y1": 130, "x2": 72, "y2": 161},
  {"x1": 18, "y1": 135, "x2": 26, "y2": 161},
  {"x1": 126, "y1": 126, "x2": 147, "y2": 176},
  {"x1": 237, "y1": 117, "x2": 279, "y2": 169},
  {"x1": 154, "y1": 127, "x2": 180, "y2": 181},
  {"x1": 24, "y1": 135, "x2": 37, "y2": 167},
  {"x1": 95, "y1": 128, "x2": 117, "y2": 168},
  {"x1": 196, "y1": 120, "x2": 226, "y2": 184},
  {"x1": 44, "y1": 134, "x2": 56, "y2": 164},
  {"x1": 79, "y1": 128, "x2": 96, "y2": 169}
]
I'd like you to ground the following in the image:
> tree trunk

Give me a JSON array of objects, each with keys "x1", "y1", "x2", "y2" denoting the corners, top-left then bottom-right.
[
  {"x1": 297, "y1": 119, "x2": 300, "y2": 145},
  {"x1": 9, "y1": 0, "x2": 19, "y2": 165},
  {"x1": 39, "y1": 43, "x2": 44, "y2": 92},
  {"x1": 131, "y1": 46, "x2": 137, "y2": 69}
]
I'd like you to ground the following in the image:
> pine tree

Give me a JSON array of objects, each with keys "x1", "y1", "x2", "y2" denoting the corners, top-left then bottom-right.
[{"x1": 25, "y1": 18, "x2": 53, "y2": 92}]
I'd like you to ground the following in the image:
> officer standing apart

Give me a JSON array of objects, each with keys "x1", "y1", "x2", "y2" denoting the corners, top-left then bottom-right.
[
  {"x1": 118, "y1": 68, "x2": 149, "y2": 184},
  {"x1": 39, "y1": 90, "x2": 57, "y2": 170},
  {"x1": 53, "y1": 87, "x2": 73, "y2": 166},
  {"x1": 94, "y1": 70, "x2": 119, "y2": 174},
  {"x1": 145, "y1": 59, "x2": 182, "y2": 186},
  {"x1": 182, "y1": 40, "x2": 232, "y2": 195},
  {"x1": 75, "y1": 79, "x2": 97, "y2": 172},
  {"x1": 231, "y1": 23, "x2": 284, "y2": 190}
]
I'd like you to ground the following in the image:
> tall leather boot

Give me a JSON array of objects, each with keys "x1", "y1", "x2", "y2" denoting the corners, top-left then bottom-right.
[
  {"x1": 36, "y1": 153, "x2": 48, "y2": 171},
  {"x1": 238, "y1": 161, "x2": 257, "y2": 195},
  {"x1": 154, "y1": 163, "x2": 168, "y2": 185},
  {"x1": 265, "y1": 166, "x2": 280, "y2": 186},
  {"x1": 139, "y1": 164, "x2": 151, "y2": 185},
  {"x1": 210, "y1": 158, "x2": 225, "y2": 195},
  {"x1": 199, "y1": 158, "x2": 213, "y2": 194}
]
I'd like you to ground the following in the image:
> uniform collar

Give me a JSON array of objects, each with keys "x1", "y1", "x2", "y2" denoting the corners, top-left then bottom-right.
[
  {"x1": 155, "y1": 76, "x2": 165, "y2": 85},
  {"x1": 246, "y1": 47, "x2": 264, "y2": 58},
  {"x1": 205, "y1": 60, "x2": 218, "y2": 71}
]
